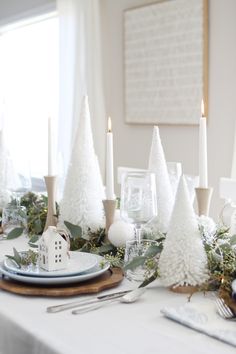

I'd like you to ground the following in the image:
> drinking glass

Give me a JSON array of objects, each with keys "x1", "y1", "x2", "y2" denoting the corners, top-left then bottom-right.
[
  {"x1": 11, "y1": 171, "x2": 32, "y2": 204},
  {"x1": 1, "y1": 205, "x2": 27, "y2": 238},
  {"x1": 120, "y1": 171, "x2": 157, "y2": 243},
  {"x1": 5, "y1": 155, "x2": 32, "y2": 205},
  {"x1": 124, "y1": 239, "x2": 159, "y2": 282}
]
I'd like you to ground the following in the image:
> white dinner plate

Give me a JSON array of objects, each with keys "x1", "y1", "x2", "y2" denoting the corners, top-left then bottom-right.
[
  {"x1": 4, "y1": 251, "x2": 98, "y2": 278},
  {"x1": 0, "y1": 255, "x2": 110, "y2": 285}
]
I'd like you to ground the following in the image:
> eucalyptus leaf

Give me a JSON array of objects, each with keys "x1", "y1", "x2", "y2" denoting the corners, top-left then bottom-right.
[
  {"x1": 123, "y1": 256, "x2": 146, "y2": 271},
  {"x1": 64, "y1": 221, "x2": 82, "y2": 239},
  {"x1": 13, "y1": 247, "x2": 22, "y2": 264},
  {"x1": 218, "y1": 243, "x2": 231, "y2": 252},
  {"x1": 98, "y1": 243, "x2": 115, "y2": 254},
  {"x1": 5, "y1": 255, "x2": 21, "y2": 268},
  {"x1": 138, "y1": 270, "x2": 159, "y2": 288},
  {"x1": 7, "y1": 227, "x2": 24, "y2": 240},
  {"x1": 155, "y1": 237, "x2": 165, "y2": 243},
  {"x1": 229, "y1": 234, "x2": 236, "y2": 246},
  {"x1": 144, "y1": 244, "x2": 162, "y2": 258},
  {"x1": 211, "y1": 250, "x2": 223, "y2": 261},
  {"x1": 218, "y1": 227, "x2": 230, "y2": 236},
  {"x1": 97, "y1": 231, "x2": 105, "y2": 244},
  {"x1": 6, "y1": 248, "x2": 38, "y2": 267},
  {"x1": 29, "y1": 235, "x2": 40, "y2": 243},
  {"x1": 204, "y1": 244, "x2": 212, "y2": 252},
  {"x1": 28, "y1": 242, "x2": 39, "y2": 248},
  {"x1": 33, "y1": 219, "x2": 42, "y2": 234},
  {"x1": 214, "y1": 246, "x2": 222, "y2": 256},
  {"x1": 79, "y1": 244, "x2": 91, "y2": 252},
  {"x1": 28, "y1": 235, "x2": 40, "y2": 248},
  {"x1": 41, "y1": 194, "x2": 48, "y2": 203}
]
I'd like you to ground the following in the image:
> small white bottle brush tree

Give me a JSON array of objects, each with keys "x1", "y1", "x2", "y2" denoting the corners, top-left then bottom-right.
[{"x1": 159, "y1": 176, "x2": 209, "y2": 287}]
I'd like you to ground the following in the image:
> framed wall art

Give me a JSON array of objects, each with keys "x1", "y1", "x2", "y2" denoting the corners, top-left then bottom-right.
[{"x1": 123, "y1": 0, "x2": 208, "y2": 125}]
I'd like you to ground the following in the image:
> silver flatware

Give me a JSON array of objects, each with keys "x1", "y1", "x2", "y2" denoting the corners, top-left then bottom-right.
[
  {"x1": 71, "y1": 288, "x2": 146, "y2": 315},
  {"x1": 46, "y1": 289, "x2": 132, "y2": 313},
  {"x1": 215, "y1": 297, "x2": 236, "y2": 320}
]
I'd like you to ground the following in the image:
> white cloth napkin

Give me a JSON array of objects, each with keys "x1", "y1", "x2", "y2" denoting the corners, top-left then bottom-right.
[{"x1": 161, "y1": 299, "x2": 236, "y2": 347}]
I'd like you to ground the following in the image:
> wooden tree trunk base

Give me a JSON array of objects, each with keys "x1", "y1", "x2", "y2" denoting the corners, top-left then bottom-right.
[{"x1": 169, "y1": 284, "x2": 199, "y2": 294}]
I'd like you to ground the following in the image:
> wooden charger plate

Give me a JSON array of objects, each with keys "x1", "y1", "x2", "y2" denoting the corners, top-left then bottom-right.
[{"x1": 0, "y1": 267, "x2": 123, "y2": 297}]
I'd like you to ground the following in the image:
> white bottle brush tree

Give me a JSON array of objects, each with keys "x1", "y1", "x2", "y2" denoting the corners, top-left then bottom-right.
[
  {"x1": 59, "y1": 96, "x2": 105, "y2": 235},
  {"x1": 158, "y1": 176, "x2": 209, "y2": 287},
  {"x1": 148, "y1": 126, "x2": 174, "y2": 233}
]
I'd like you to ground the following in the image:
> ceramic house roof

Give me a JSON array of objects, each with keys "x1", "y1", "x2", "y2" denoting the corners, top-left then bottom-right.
[{"x1": 40, "y1": 226, "x2": 68, "y2": 247}]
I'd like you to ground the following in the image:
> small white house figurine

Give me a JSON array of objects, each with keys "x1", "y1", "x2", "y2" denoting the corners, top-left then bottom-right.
[{"x1": 38, "y1": 226, "x2": 69, "y2": 271}]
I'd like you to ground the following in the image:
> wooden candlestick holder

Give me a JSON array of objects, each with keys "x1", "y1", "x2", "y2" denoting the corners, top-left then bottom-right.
[
  {"x1": 195, "y1": 187, "x2": 213, "y2": 217},
  {"x1": 103, "y1": 199, "x2": 116, "y2": 239},
  {"x1": 44, "y1": 176, "x2": 57, "y2": 231}
]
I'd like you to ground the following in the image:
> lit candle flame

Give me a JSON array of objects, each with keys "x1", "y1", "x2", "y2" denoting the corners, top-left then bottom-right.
[
  {"x1": 108, "y1": 117, "x2": 112, "y2": 133},
  {"x1": 201, "y1": 99, "x2": 205, "y2": 117}
]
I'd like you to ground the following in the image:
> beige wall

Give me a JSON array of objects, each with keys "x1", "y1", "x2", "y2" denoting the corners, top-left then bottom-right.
[{"x1": 100, "y1": 0, "x2": 236, "y2": 219}]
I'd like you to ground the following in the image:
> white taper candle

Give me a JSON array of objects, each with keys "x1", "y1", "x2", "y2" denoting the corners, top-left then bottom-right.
[
  {"x1": 199, "y1": 100, "x2": 208, "y2": 188},
  {"x1": 48, "y1": 116, "x2": 53, "y2": 176},
  {"x1": 106, "y1": 117, "x2": 115, "y2": 199}
]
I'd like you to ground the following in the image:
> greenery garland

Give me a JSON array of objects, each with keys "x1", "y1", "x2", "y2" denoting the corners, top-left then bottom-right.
[{"x1": 3, "y1": 192, "x2": 236, "y2": 297}]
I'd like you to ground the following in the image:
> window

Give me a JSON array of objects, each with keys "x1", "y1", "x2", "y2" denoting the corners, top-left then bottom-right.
[{"x1": 0, "y1": 14, "x2": 59, "y2": 191}]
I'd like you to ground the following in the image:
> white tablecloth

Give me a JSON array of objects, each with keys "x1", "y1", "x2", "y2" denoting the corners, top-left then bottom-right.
[{"x1": 0, "y1": 236, "x2": 235, "y2": 354}]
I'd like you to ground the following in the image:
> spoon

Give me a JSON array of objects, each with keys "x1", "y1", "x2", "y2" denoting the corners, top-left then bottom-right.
[{"x1": 71, "y1": 288, "x2": 146, "y2": 315}]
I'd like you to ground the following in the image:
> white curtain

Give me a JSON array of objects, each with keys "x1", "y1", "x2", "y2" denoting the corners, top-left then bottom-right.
[{"x1": 57, "y1": 0, "x2": 106, "y2": 194}]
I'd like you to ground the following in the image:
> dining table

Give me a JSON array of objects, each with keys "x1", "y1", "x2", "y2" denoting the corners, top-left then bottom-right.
[{"x1": 0, "y1": 235, "x2": 235, "y2": 354}]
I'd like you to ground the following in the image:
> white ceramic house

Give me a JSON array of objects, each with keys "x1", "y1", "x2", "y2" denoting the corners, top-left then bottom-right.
[{"x1": 38, "y1": 226, "x2": 68, "y2": 271}]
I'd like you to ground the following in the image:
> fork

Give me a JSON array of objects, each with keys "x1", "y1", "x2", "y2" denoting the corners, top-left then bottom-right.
[{"x1": 215, "y1": 297, "x2": 236, "y2": 320}]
